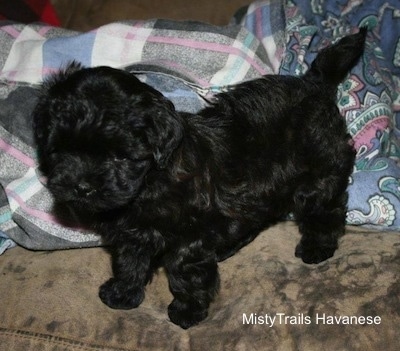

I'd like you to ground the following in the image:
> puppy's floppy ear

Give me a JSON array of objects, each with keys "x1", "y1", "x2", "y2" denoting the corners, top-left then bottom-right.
[
  {"x1": 141, "y1": 96, "x2": 183, "y2": 169},
  {"x1": 150, "y1": 97, "x2": 183, "y2": 169}
]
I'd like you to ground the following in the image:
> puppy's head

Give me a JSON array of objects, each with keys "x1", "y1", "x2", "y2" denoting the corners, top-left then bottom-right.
[{"x1": 33, "y1": 62, "x2": 183, "y2": 212}]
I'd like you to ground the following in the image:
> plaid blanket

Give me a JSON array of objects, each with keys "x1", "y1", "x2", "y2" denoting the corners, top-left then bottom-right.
[{"x1": 0, "y1": 0, "x2": 399, "y2": 253}]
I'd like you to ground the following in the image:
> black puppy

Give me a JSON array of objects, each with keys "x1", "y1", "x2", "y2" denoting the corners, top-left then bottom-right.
[{"x1": 33, "y1": 29, "x2": 366, "y2": 329}]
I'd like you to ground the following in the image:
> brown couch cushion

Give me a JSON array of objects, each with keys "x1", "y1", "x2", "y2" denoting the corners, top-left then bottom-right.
[
  {"x1": 1, "y1": 222, "x2": 399, "y2": 350},
  {"x1": 52, "y1": 0, "x2": 253, "y2": 31}
]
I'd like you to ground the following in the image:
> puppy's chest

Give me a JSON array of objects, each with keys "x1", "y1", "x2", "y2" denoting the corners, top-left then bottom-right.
[{"x1": 129, "y1": 188, "x2": 214, "y2": 235}]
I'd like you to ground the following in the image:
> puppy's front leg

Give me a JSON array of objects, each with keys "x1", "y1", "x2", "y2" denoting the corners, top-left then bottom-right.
[
  {"x1": 165, "y1": 239, "x2": 220, "y2": 329},
  {"x1": 99, "y1": 239, "x2": 158, "y2": 310}
]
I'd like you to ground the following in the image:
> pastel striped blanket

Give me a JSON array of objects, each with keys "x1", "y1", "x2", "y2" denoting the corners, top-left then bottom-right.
[{"x1": 1, "y1": 0, "x2": 399, "y2": 253}]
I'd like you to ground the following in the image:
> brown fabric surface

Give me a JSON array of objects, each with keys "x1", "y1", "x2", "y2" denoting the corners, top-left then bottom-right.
[
  {"x1": 1, "y1": 222, "x2": 399, "y2": 351},
  {"x1": 51, "y1": 0, "x2": 253, "y2": 31}
]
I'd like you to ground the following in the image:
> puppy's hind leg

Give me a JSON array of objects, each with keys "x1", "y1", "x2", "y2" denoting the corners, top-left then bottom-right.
[
  {"x1": 165, "y1": 239, "x2": 220, "y2": 329},
  {"x1": 294, "y1": 182, "x2": 349, "y2": 264},
  {"x1": 292, "y1": 96, "x2": 355, "y2": 264}
]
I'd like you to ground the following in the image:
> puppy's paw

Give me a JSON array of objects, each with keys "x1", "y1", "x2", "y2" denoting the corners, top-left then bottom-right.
[
  {"x1": 295, "y1": 242, "x2": 336, "y2": 264},
  {"x1": 168, "y1": 299, "x2": 208, "y2": 329},
  {"x1": 99, "y1": 278, "x2": 144, "y2": 310}
]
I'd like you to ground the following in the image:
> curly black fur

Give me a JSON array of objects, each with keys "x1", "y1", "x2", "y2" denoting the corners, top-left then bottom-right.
[{"x1": 33, "y1": 29, "x2": 366, "y2": 329}]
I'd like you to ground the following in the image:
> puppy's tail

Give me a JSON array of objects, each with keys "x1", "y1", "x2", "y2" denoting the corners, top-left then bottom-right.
[{"x1": 304, "y1": 27, "x2": 367, "y2": 88}]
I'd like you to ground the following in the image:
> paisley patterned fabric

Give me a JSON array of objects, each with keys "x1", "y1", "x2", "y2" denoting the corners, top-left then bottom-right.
[{"x1": 276, "y1": 0, "x2": 400, "y2": 229}]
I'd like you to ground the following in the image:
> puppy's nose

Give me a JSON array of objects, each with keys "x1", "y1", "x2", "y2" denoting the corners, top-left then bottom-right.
[{"x1": 75, "y1": 182, "x2": 95, "y2": 197}]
